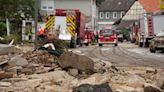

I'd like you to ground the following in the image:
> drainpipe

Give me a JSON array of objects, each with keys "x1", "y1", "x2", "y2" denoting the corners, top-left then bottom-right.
[{"x1": 34, "y1": 0, "x2": 39, "y2": 50}]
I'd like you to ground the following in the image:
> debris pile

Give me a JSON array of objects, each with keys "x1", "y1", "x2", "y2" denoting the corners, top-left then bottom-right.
[
  {"x1": 23, "y1": 50, "x2": 58, "y2": 66},
  {"x1": 0, "y1": 45, "x2": 164, "y2": 92}
]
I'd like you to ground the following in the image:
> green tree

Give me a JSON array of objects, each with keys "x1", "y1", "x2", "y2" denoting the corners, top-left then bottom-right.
[
  {"x1": 96, "y1": 0, "x2": 105, "y2": 6},
  {"x1": 0, "y1": 22, "x2": 6, "y2": 36},
  {"x1": 0, "y1": 0, "x2": 35, "y2": 21}
]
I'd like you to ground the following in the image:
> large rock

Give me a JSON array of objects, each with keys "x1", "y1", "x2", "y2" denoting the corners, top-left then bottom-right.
[
  {"x1": 75, "y1": 73, "x2": 111, "y2": 86},
  {"x1": 8, "y1": 56, "x2": 28, "y2": 66},
  {"x1": 68, "y1": 68, "x2": 79, "y2": 77},
  {"x1": 0, "y1": 82, "x2": 11, "y2": 87},
  {"x1": 9, "y1": 79, "x2": 42, "y2": 91},
  {"x1": 59, "y1": 52, "x2": 94, "y2": 73},
  {"x1": 0, "y1": 60, "x2": 8, "y2": 66},
  {"x1": 144, "y1": 83, "x2": 164, "y2": 92},
  {"x1": 94, "y1": 60, "x2": 113, "y2": 73},
  {"x1": 146, "y1": 67, "x2": 157, "y2": 74},
  {"x1": 0, "y1": 44, "x2": 15, "y2": 55},
  {"x1": 127, "y1": 74, "x2": 146, "y2": 88},
  {"x1": 42, "y1": 86, "x2": 56, "y2": 92},
  {"x1": 73, "y1": 83, "x2": 113, "y2": 92},
  {"x1": 114, "y1": 85, "x2": 144, "y2": 92},
  {"x1": 0, "y1": 71, "x2": 14, "y2": 79},
  {"x1": 1, "y1": 78, "x2": 28, "y2": 83},
  {"x1": 28, "y1": 70, "x2": 74, "y2": 83}
]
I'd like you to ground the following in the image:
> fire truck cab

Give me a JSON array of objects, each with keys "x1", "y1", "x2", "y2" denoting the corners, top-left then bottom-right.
[{"x1": 98, "y1": 28, "x2": 118, "y2": 46}]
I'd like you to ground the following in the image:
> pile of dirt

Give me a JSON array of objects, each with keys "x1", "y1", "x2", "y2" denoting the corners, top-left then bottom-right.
[{"x1": 23, "y1": 50, "x2": 58, "y2": 66}]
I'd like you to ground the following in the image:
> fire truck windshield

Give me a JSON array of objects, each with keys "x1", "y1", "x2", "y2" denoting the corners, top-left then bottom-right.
[{"x1": 100, "y1": 30, "x2": 113, "y2": 35}]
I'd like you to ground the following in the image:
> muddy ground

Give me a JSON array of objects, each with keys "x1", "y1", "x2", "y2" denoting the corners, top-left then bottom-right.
[{"x1": 75, "y1": 43, "x2": 164, "y2": 68}]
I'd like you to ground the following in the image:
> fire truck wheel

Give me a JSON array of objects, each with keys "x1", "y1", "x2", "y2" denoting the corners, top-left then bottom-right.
[
  {"x1": 85, "y1": 43, "x2": 89, "y2": 46},
  {"x1": 150, "y1": 48, "x2": 156, "y2": 53},
  {"x1": 139, "y1": 42, "x2": 143, "y2": 47},
  {"x1": 70, "y1": 39, "x2": 77, "y2": 48},
  {"x1": 80, "y1": 43, "x2": 83, "y2": 47},
  {"x1": 114, "y1": 43, "x2": 118, "y2": 46},
  {"x1": 99, "y1": 44, "x2": 103, "y2": 47}
]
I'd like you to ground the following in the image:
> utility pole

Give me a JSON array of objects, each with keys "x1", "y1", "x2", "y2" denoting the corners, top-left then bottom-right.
[
  {"x1": 6, "y1": 18, "x2": 10, "y2": 36},
  {"x1": 34, "y1": 0, "x2": 39, "y2": 50}
]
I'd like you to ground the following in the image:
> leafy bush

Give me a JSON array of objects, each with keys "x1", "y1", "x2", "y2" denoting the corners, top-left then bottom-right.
[
  {"x1": 0, "y1": 22, "x2": 7, "y2": 36},
  {"x1": 2, "y1": 33, "x2": 21, "y2": 44}
]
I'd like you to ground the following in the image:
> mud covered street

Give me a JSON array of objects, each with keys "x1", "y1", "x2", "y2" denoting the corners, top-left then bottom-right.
[{"x1": 73, "y1": 43, "x2": 164, "y2": 69}]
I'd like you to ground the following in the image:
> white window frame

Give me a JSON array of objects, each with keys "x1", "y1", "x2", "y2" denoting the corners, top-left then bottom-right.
[
  {"x1": 113, "y1": 12, "x2": 117, "y2": 19},
  {"x1": 121, "y1": 11, "x2": 125, "y2": 17},
  {"x1": 42, "y1": 6, "x2": 47, "y2": 10},
  {"x1": 41, "y1": 0, "x2": 54, "y2": 11},
  {"x1": 99, "y1": 12, "x2": 104, "y2": 19},
  {"x1": 48, "y1": 6, "x2": 53, "y2": 10},
  {"x1": 106, "y1": 12, "x2": 110, "y2": 19}
]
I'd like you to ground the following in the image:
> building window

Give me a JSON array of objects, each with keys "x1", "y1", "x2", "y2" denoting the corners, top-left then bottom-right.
[
  {"x1": 113, "y1": 12, "x2": 117, "y2": 19},
  {"x1": 41, "y1": 0, "x2": 54, "y2": 11},
  {"x1": 106, "y1": 12, "x2": 110, "y2": 19},
  {"x1": 42, "y1": 6, "x2": 47, "y2": 10},
  {"x1": 48, "y1": 6, "x2": 53, "y2": 10},
  {"x1": 99, "y1": 12, "x2": 104, "y2": 19},
  {"x1": 121, "y1": 11, "x2": 125, "y2": 17}
]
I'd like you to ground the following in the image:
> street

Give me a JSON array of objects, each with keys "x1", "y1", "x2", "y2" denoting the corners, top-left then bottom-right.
[{"x1": 72, "y1": 43, "x2": 164, "y2": 69}]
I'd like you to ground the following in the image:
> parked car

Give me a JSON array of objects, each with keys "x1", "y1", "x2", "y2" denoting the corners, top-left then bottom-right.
[
  {"x1": 98, "y1": 28, "x2": 118, "y2": 46},
  {"x1": 149, "y1": 32, "x2": 164, "y2": 53}
]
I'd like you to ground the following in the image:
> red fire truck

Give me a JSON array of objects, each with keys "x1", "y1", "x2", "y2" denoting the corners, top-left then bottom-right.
[
  {"x1": 98, "y1": 28, "x2": 118, "y2": 46},
  {"x1": 37, "y1": 9, "x2": 86, "y2": 48}
]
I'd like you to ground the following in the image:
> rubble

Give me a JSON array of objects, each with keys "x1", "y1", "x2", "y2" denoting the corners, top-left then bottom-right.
[
  {"x1": 127, "y1": 74, "x2": 146, "y2": 88},
  {"x1": 0, "y1": 44, "x2": 164, "y2": 92},
  {"x1": 23, "y1": 50, "x2": 57, "y2": 66}
]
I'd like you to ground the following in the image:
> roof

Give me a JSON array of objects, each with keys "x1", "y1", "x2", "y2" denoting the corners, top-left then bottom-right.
[
  {"x1": 138, "y1": 0, "x2": 160, "y2": 13},
  {"x1": 122, "y1": 1, "x2": 145, "y2": 21},
  {"x1": 157, "y1": 32, "x2": 164, "y2": 37},
  {"x1": 99, "y1": 0, "x2": 135, "y2": 11},
  {"x1": 117, "y1": 20, "x2": 136, "y2": 29}
]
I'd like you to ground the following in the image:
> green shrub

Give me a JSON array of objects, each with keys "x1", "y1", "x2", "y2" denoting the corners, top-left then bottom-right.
[
  {"x1": 2, "y1": 33, "x2": 21, "y2": 44},
  {"x1": 0, "y1": 22, "x2": 7, "y2": 36}
]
